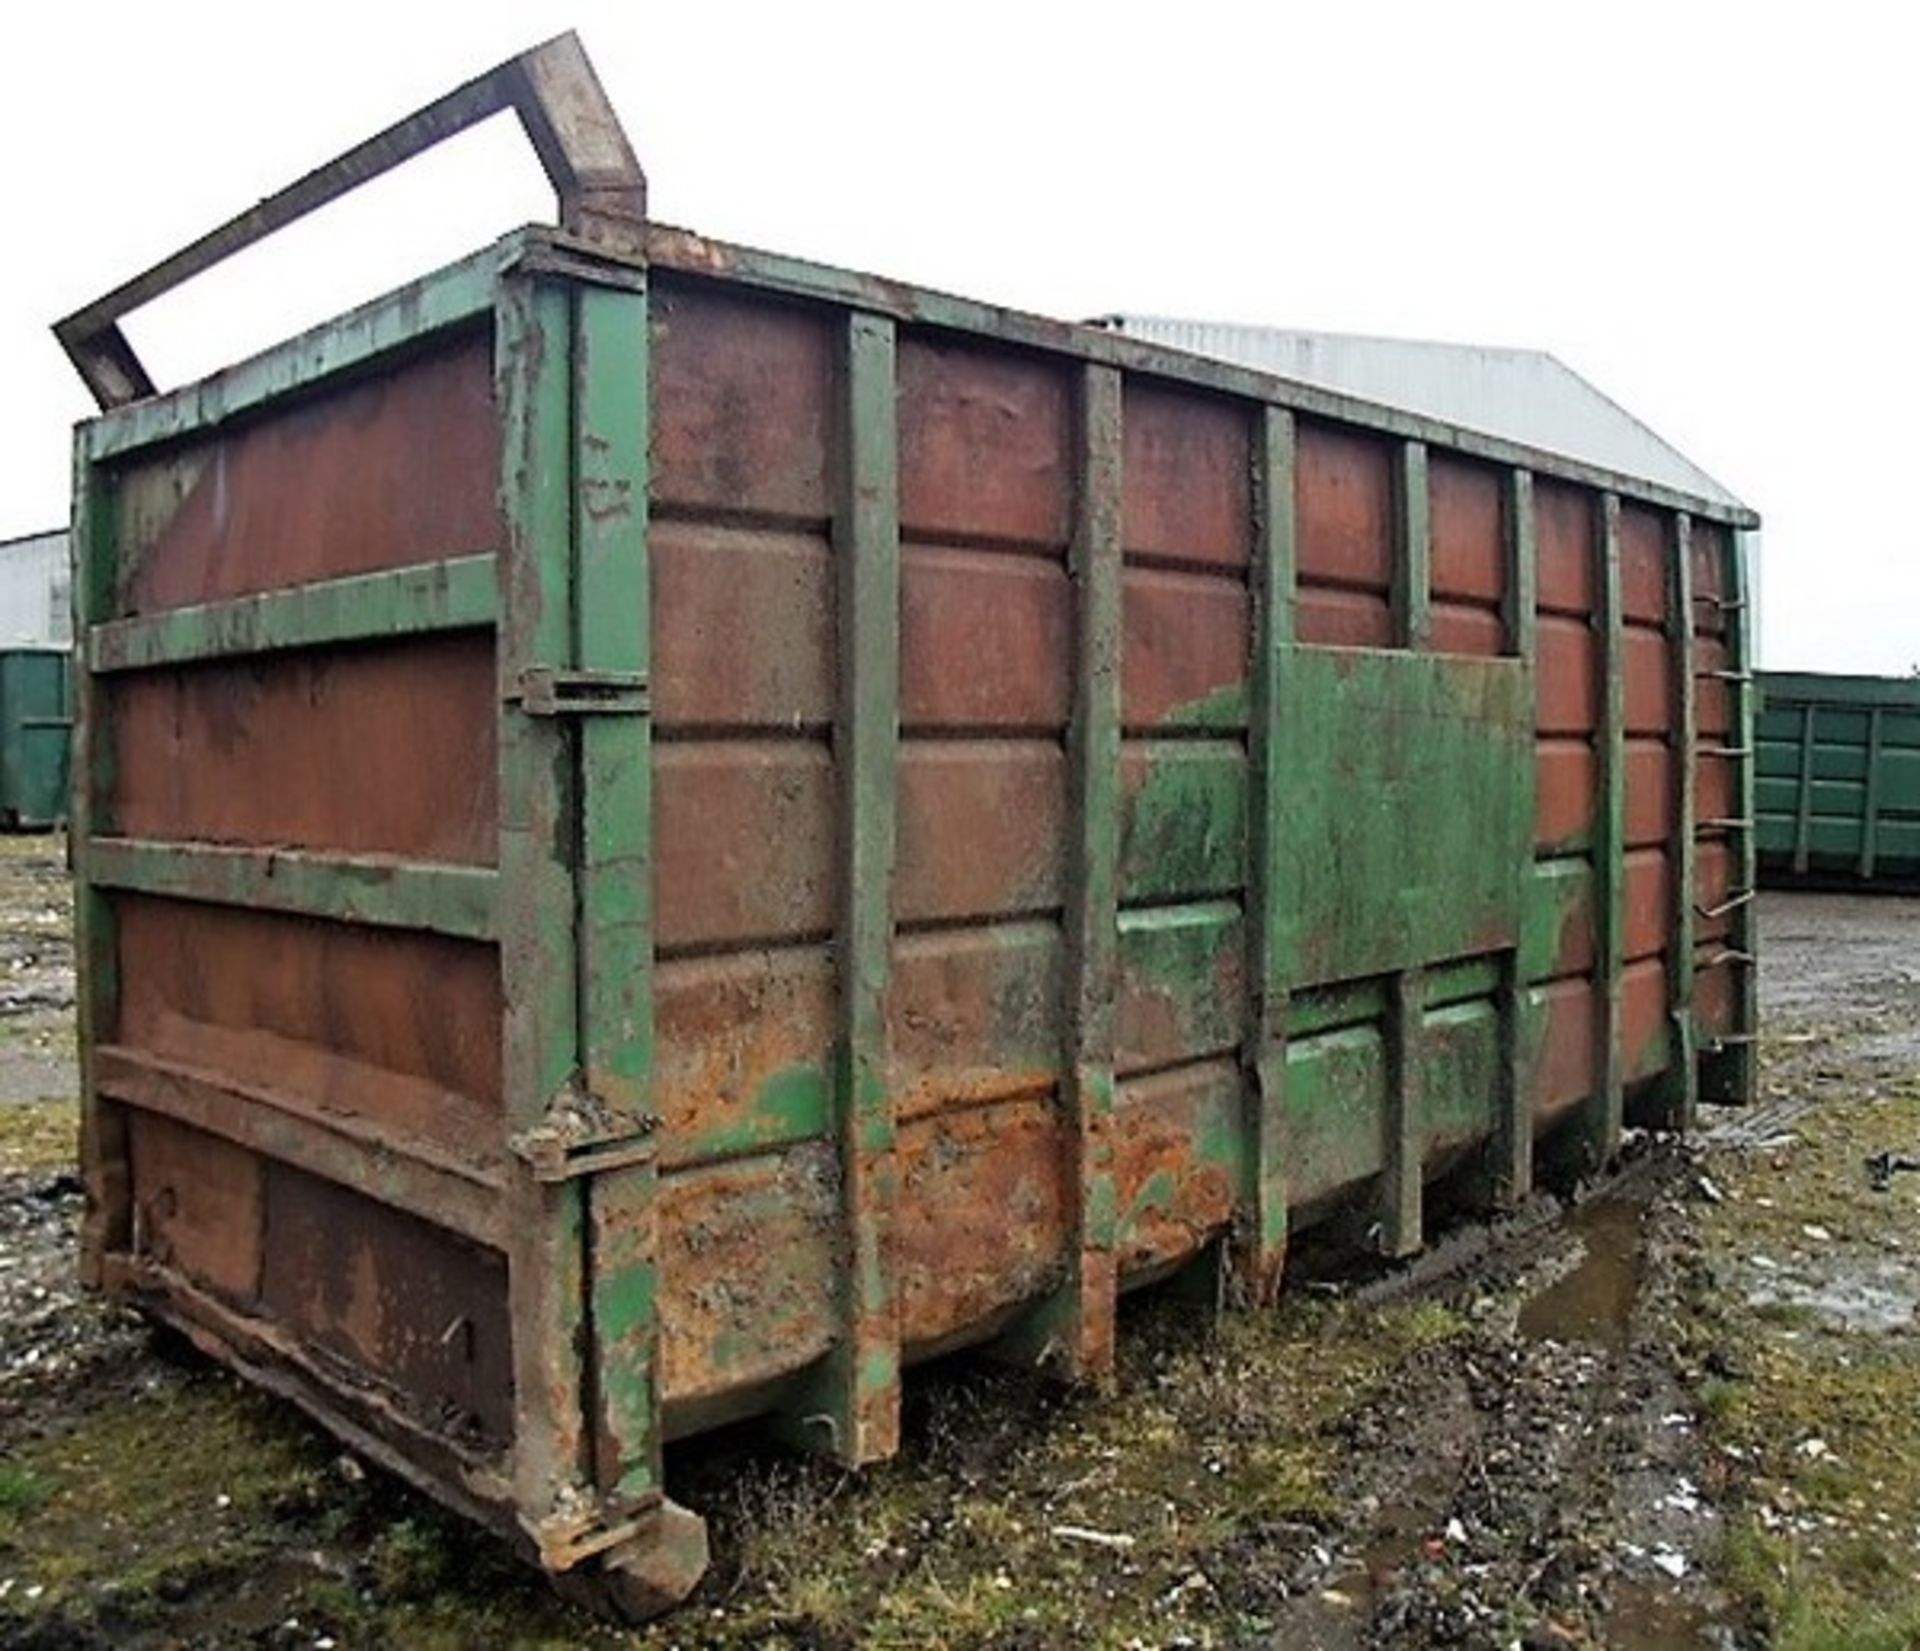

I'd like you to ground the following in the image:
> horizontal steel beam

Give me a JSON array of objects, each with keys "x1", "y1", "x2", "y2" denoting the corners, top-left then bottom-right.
[
  {"x1": 86, "y1": 838, "x2": 498, "y2": 941},
  {"x1": 83, "y1": 250, "x2": 504, "y2": 462},
  {"x1": 78, "y1": 231, "x2": 658, "y2": 462},
  {"x1": 90, "y1": 555, "x2": 498, "y2": 672},
  {"x1": 102, "y1": 1253, "x2": 514, "y2": 1513},
  {"x1": 95, "y1": 1044, "x2": 505, "y2": 1247},
  {"x1": 643, "y1": 225, "x2": 1762, "y2": 532},
  {"x1": 83, "y1": 205, "x2": 1760, "y2": 532},
  {"x1": 56, "y1": 31, "x2": 644, "y2": 411}
]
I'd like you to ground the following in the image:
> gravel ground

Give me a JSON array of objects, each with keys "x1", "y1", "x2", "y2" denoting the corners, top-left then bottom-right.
[{"x1": 1, "y1": 846, "x2": 1915, "y2": 1649}]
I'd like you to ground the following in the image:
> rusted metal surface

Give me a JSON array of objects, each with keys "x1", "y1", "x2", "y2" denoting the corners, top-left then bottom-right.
[
  {"x1": 257, "y1": 1162, "x2": 515, "y2": 1442},
  {"x1": 111, "y1": 636, "x2": 498, "y2": 861},
  {"x1": 59, "y1": 33, "x2": 1760, "y2": 1622},
  {"x1": 113, "y1": 336, "x2": 501, "y2": 610}
]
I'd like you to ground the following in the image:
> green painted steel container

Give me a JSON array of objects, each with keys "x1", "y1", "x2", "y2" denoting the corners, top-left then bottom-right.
[
  {"x1": 0, "y1": 649, "x2": 71, "y2": 829},
  {"x1": 1757, "y1": 670, "x2": 1920, "y2": 885},
  {"x1": 53, "y1": 33, "x2": 1764, "y2": 1619}
]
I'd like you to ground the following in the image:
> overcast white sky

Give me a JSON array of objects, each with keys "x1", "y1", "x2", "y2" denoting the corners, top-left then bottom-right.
[{"x1": 2, "y1": 1, "x2": 1910, "y2": 672}]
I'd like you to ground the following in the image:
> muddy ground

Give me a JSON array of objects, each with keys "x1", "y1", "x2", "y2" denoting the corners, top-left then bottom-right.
[{"x1": 2, "y1": 832, "x2": 1918, "y2": 1650}]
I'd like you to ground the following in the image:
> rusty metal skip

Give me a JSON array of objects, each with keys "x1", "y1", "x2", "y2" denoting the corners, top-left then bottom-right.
[{"x1": 53, "y1": 32, "x2": 1761, "y2": 1617}]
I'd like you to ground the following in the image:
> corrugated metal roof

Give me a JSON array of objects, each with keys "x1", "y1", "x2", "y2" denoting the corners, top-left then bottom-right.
[{"x1": 1090, "y1": 319, "x2": 1747, "y2": 511}]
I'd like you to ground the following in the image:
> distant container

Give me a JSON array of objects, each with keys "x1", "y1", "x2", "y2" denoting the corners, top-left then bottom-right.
[
  {"x1": 0, "y1": 649, "x2": 71, "y2": 829},
  {"x1": 55, "y1": 35, "x2": 1762, "y2": 1618},
  {"x1": 0, "y1": 529, "x2": 72, "y2": 650},
  {"x1": 1757, "y1": 671, "x2": 1920, "y2": 886}
]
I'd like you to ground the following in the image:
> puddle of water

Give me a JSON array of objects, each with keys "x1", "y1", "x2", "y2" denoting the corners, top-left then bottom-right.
[
  {"x1": 1854, "y1": 1026, "x2": 1920, "y2": 1065},
  {"x1": 1608, "y1": 1578, "x2": 1740, "y2": 1651},
  {"x1": 1325, "y1": 1459, "x2": 1464, "y2": 1613},
  {"x1": 167, "y1": 1552, "x2": 337, "y2": 1639},
  {"x1": 1745, "y1": 1256, "x2": 1918, "y2": 1332},
  {"x1": 1327, "y1": 1498, "x2": 1428, "y2": 1602},
  {"x1": 1518, "y1": 1191, "x2": 1649, "y2": 1347}
]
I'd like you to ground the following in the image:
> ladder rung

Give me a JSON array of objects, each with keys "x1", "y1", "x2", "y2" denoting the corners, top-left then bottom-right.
[
  {"x1": 1698, "y1": 817, "x2": 1754, "y2": 831},
  {"x1": 1697, "y1": 745, "x2": 1751, "y2": 759},
  {"x1": 1696, "y1": 669, "x2": 1753, "y2": 683},
  {"x1": 1696, "y1": 889, "x2": 1757, "y2": 920},
  {"x1": 1709, "y1": 1032, "x2": 1759, "y2": 1046},
  {"x1": 1703, "y1": 949, "x2": 1755, "y2": 968},
  {"x1": 1691, "y1": 594, "x2": 1747, "y2": 611}
]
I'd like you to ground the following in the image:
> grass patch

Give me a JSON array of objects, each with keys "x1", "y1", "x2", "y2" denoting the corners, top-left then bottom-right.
[
  {"x1": 1697, "y1": 1076, "x2": 1920, "y2": 1648},
  {"x1": 1723, "y1": 1521, "x2": 1920, "y2": 1651},
  {"x1": 0, "y1": 1466, "x2": 51, "y2": 1521},
  {"x1": 0, "y1": 1094, "x2": 78, "y2": 1176},
  {"x1": 686, "y1": 1290, "x2": 1464, "y2": 1647},
  {"x1": 0, "y1": 1368, "x2": 333, "y2": 1604},
  {"x1": 0, "y1": 1252, "x2": 1473, "y2": 1647}
]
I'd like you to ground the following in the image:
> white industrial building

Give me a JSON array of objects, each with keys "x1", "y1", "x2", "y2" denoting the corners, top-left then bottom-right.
[
  {"x1": 1091, "y1": 318, "x2": 1748, "y2": 514},
  {"x1": 0, "y1": 529, "x2": 70, "y2": 650}
]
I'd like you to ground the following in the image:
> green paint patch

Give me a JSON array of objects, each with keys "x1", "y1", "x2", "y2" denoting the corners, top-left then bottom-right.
[
  {"x1": 1189, "y1": 1078, "x2": 1246, "y2": 1176},
  {"x1": 1284, "y1": 1023, "x2": 1388, "y2": 1204},
  {"x1": 1120, "y1": 743, "x2": 1248, "y2": 906},
  {"x1": 759, "y1": 1064, "x2": 829, "y2": 1135},
  {"x1": 1520, "y1": 857, "x2": 1592, "y2": 985},
  {"x1": 1157, "y1": 683, "x2": 1250, "y2": 734},
  {"x1": 1117, "y1": 901, "x2": 1243, "y2": 1062},
  {"x1": 1426, "y1": 954, "x2": 1502, "y2": 1007},
  {"x1": 1126, "y1": 1167, "x2": 1179, "y2": 1222},
  {"x1": 857, "y1": 1347, "x2": 897, "y2": 1398},
  {"x1": 686, "y1": 1065, "x2": 830, "y2": 1162},
  {"x1": 1273, "y1": 648, "x2": 1529, "y2": 986},
  {"x1": 1419, "y1": 998, "x2": 1499, "y2": 1149}
]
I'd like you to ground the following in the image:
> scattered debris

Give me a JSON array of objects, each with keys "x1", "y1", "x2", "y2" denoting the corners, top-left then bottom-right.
[
  {"x1": 1650, "y1": 1545, "x2": 1689, "y2": 1579},
  {"x1": 1049, "y1": 1524, "x2": 1137, "y2": 1552},
  {"x1": 1867, "y1": 1150, "x2": 1920, "y2": 1192}
]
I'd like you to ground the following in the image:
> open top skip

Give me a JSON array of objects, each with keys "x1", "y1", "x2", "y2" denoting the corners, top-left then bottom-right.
[{"x1": 56, "y1": 32, "x2": 1759, "y2": 1616}]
